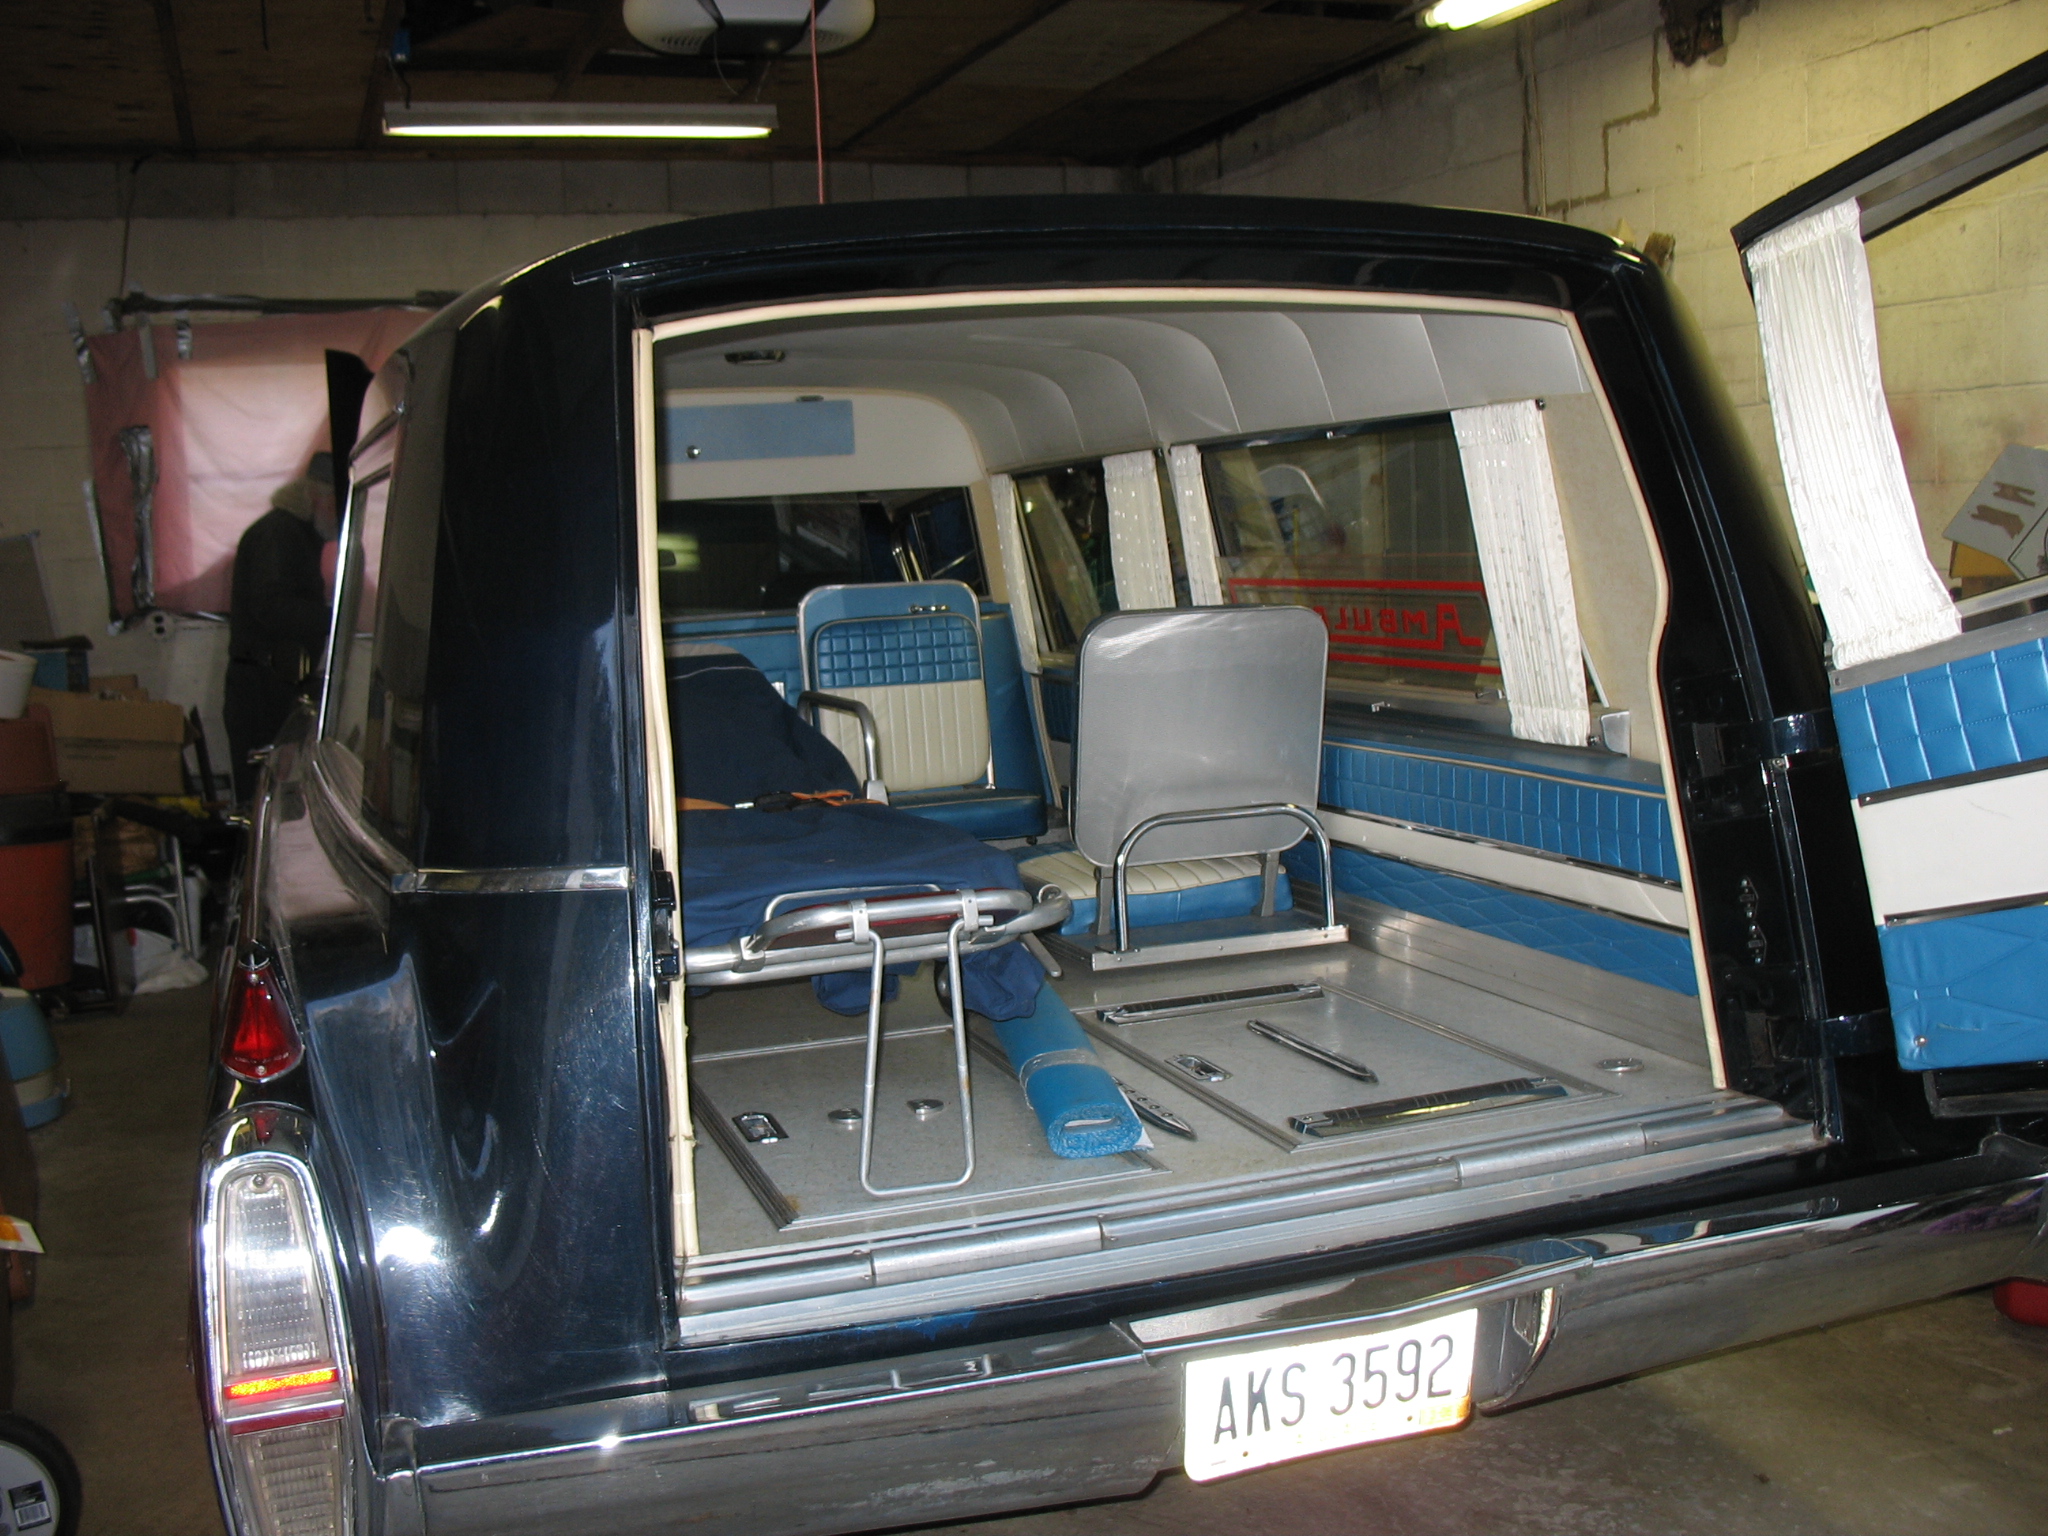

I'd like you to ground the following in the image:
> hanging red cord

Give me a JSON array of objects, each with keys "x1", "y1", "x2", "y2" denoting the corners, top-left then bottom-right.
[{"x1": 810, "y1": 0, "x2": 826, "y2": 203}]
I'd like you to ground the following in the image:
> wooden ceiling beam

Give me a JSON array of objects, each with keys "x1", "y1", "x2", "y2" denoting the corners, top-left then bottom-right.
[{"x1": 152, "y1": 0, "x2": 195, "y2": 152}]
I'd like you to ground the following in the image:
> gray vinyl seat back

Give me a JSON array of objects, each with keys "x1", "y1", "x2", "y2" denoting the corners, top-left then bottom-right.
[{"x1": 1071, "y1": 606, "x2": 1328, "y2": 868}]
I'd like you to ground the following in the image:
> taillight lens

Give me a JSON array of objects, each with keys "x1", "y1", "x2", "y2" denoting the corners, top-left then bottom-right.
[
  {"x1": 209, "y1": 1160, "x2": 352, "y2": 1536},
  {"x1": 221, "y1": 955, "x2": 303, "y2": 1082}
]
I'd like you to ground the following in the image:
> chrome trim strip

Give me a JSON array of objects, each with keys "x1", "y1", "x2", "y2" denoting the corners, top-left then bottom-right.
[
  {"x1": 1857, "y1": 752, "x2": 2048, "y2": 807},
  {"x1": 394, "y1": 866, "x2": 632, "y2": 895},
  {"x1": 1317, "y1": 808, "x2": 1688, "y2": 934},
  {"x1": 1832, "y1": 604, "x2": 2048, "y2": 691},
  {"x1": 1954, "y1": 571, "x2": 2048, "y2": 619},
  {"x1": 1883, "y1": 887, "x2": 2048, "y2": 928},
  {"x1": 1323, "y1": 740, "x2": 1668, "y2": 798}
]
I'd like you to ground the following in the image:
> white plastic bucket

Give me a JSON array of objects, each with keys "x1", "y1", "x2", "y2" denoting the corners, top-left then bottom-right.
[{"x1": 0, "y1": 653, "x2": 34, "y2": 719}]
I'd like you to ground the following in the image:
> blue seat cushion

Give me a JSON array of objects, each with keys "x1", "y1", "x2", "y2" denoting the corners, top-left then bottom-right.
[{"x1": 892, "y1": 785, "x2": 1047, "y2": 841}]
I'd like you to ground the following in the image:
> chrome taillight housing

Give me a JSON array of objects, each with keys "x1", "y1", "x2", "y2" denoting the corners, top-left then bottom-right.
[{"x1": 198, "y1": 1113, "x2": 357, "y2": 1536}]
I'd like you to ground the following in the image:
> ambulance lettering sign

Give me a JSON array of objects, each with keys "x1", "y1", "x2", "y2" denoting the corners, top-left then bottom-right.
[{"x1": 1227, "y1": 577, "x2": 1496, "y2": 680}]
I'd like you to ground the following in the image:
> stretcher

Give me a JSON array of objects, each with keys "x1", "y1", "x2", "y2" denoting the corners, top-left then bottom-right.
[{"x1": 675, "y1": 802, "x2": 1138, "y2": 1194}]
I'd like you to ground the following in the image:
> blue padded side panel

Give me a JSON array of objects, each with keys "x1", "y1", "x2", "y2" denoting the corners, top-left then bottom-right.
[
  {"x1": 1056, "y1": 872, "x2": 1288, "y2": 937},
  {"x1": 1039, "y1": 671, "x2": 1078, "y2": 744},
  {"x1": 1288, "y1": 843, "x2": 1697, "y2": 995},
  {"x1": 893, "y1": 787, "x2": 1047, "y2": 840},
  {"x1": 1880, "y1": 906, "x2": 2048, "y2": 1069},
  {"x1": 813, "y1": 612, "x2": 982, "y2": 690},
  {"x1": 1319, "y1": 740, "x2": 1679, "y2": 881},
  {"x1": 1833, "y1": 635, "x2": 2048, "y2": 797},
  {"x1": 979, "y1": 607, "x2": 1048, "y2": 803}
]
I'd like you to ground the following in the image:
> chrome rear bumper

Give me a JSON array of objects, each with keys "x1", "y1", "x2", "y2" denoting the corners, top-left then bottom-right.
[{"x1": 389, "y1": 1135, "x2": 2047, "y2": 1536}]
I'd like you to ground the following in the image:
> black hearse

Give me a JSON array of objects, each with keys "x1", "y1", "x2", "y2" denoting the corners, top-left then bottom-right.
[{"x1": 195, "y1": 61, "x2": 2048, "y2": 1536}]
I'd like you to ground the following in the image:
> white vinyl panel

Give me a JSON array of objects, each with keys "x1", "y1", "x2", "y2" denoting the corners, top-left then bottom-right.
[
  {"x1": 1104, "y1": 450, "x2": 1176, "y2": 610},
  {"x1": 1165, "y1": 443, "x2": 1225, "y2": 606},
  {"x1": 1156, "y1": 312, "x2": 1333, "y2": 434},
  {"x1": 1852, "y1": 766, "x2": 2048, "y2": 922},
  {"x1": 1424, "y1": 313, "x2": 1589, "y2": 409},
  {"x1": 1290, "y1": 310, "x2": 1450, "y2": 423},
  {"x1": 1017, "y1": 848, "x2": 1267, "y2": 897},
  {"x1": 990, "y1": 315, "x2": 1239, "y2": 442},
  {"x1": 819, "y1": 681, "x2": 990, "y2": 792},
  {"x1": 1318, "y1": 809, "x2": 1689, "y2": 929}
]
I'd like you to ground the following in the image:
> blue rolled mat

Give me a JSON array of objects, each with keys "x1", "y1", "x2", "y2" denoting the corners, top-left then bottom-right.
[{"x1": 988, "y1": 983, "x2": 1145, "y2": 1159}]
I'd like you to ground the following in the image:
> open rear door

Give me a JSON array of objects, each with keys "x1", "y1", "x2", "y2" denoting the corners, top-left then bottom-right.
[{"x1": 1736, "y1": 53, "x2": 2048, "y2": 1096}]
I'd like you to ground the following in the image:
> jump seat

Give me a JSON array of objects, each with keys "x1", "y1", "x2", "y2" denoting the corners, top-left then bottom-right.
[{"x1": 797, "y1": 580, "x2": 1048, "y2": 842}]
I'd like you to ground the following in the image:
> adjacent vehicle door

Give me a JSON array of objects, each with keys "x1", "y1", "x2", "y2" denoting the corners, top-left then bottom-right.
[{"x1": 1736, "y1": 53, "x2": 2048, "y2": 1089}]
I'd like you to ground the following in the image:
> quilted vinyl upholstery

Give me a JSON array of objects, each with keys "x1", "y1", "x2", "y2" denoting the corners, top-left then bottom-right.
[
  {"x1": 1319, "y1": 739, "x2": 1679, "y2": 881},
  {"x1": 1834, "y1": 634, "x2": 2048, "y2": 797},
  {"x1": 813, "y1": 613, "x2": 982, "y2": 690},
  {"x1": 1017, "y1": 847, "x2": 1286, "y2": 936},
  {"x1": 1286, "y1": 843, "x2": 1697, "y2": 995},
  {"x1": 1879, "y1": 904, "x2": 2048, "y2": 1069},
  {"x1": 815, "y1": 679, "x2": 991, "y2": 794}
]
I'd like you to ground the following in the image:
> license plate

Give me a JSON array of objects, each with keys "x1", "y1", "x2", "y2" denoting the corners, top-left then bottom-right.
[{"x1": 1181, "y1": 1309, "x2": 1477, "y2": 1482}]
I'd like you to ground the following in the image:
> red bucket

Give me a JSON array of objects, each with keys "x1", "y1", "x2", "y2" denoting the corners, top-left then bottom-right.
[{"x1": 0, "y1": 789, "x2": 72, "y2": 991}]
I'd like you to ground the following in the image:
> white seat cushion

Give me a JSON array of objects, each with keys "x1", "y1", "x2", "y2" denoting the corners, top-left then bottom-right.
[{"x1": 1017, "y1": 847, "x2": 1268, "y2": 899}]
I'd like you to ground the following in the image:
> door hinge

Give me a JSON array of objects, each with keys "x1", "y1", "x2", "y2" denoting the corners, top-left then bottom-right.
[{"x1": 1690, "y1": 710, "x2": 1838, "y2": 776}]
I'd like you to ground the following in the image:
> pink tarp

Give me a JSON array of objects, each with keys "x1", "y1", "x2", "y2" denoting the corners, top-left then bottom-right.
[{"x1": 83, "y1": 309, "x2": 428, "y2": 617}]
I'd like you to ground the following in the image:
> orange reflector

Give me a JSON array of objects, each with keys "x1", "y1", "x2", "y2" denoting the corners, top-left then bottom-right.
[{"x1": 226, "y1": 1365, "x2": 339, "y2": 1401}]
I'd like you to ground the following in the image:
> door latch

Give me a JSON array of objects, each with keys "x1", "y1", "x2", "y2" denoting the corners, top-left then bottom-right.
[{"x1": 650, "y1": 851, "x2": 680, "y2": 992}]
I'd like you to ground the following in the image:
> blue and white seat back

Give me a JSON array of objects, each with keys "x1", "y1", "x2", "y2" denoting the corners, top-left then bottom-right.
[
  {"x1": 799, "y1": 580, "x2": 992, "y2": 794},
  {"x1": 1071, "y1": 606, "x2": 1328, "y2": 868}
]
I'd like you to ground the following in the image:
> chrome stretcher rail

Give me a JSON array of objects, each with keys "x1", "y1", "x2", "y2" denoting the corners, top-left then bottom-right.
[{"x1": 680, "y1": 885, "x2": 1074, "y2": 1200}]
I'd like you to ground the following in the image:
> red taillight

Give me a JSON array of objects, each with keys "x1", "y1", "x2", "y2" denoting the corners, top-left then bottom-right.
[{"x1": 221, "y1": 957, "x2": 303, "y2": 1082}]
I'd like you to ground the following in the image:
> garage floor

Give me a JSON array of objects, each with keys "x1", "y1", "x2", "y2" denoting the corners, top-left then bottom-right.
[{"x1": 17, "y1": 985, "x2": 2048, "y2": 1536}]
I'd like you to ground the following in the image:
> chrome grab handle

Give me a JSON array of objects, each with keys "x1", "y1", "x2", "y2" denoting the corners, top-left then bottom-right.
[
  {"x1": 798, "y1": 691, "x2": 885, "y2": 802},
  {"x1": 1109, "y1": 803, "x2": 1336, "y2": 954}
]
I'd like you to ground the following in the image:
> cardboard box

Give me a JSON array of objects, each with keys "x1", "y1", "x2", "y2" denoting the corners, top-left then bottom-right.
[{"x1": 26, "y1": 687, "x2": 187, "y2": 794}]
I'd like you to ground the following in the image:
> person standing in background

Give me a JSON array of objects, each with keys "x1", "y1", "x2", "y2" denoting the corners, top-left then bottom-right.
[{"x1": 223, "y1": 453, "x2": 337, "y2": 802}]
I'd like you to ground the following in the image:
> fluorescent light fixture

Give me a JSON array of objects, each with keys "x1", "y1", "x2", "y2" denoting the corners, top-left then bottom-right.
[
  {"x1": 1422, "y1": 0, "x2": 1562, "y2": 28},
  {"x1": 383, "y1": 101, "x2": 776, "y2": 139}
]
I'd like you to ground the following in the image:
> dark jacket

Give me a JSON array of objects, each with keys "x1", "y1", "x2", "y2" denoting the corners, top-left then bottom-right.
[{"x1": 228, "y1": 507, "x2": 329, "y2": 687}]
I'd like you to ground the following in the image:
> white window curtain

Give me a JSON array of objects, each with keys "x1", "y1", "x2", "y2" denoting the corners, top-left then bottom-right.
[
  {"x1": 989, "y1": 473, "x2": 1046, "y2": 671},
  {"x1": 1451, "y1": 399, "x2": 1593, "y2": 747},
  {"x1": 1747, "y1": 197, "x2": 1958, "y2": 669},
  {"x1": 1166, "y1": 443, "x2": 1226, "y2": 605},
  {"x1": 1102, "y1": 450, "x2": 1176, "y2": 610}
]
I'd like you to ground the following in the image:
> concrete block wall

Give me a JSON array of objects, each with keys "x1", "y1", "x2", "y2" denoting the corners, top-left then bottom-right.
[
  {"x1": 1140, "y1": 0, "x2": 2048, "y2": 573},
  {"x1": 0, "y1": 157, "x2": 1118, "y2": 640}
]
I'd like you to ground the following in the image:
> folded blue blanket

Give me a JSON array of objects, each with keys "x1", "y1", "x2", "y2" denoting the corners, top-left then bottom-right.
[
  {"x1": 987, "y1": 985, "x2": 1145, "y2": 1159},
  {"x1": 680, "y1": 802, "x2": 1043, "y2": 1021}
]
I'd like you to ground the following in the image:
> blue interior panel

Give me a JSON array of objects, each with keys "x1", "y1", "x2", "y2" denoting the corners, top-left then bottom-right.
[
  {"x1": 812, "y1": 612, "x2": 982, "y2": 690},
  {"x1": 1834, "y1": 634, "x2": 2048, "y2": 797},
  {"x1": 1288, "y1": 843, "x2": 1697, "y2": 995},
  {"x1": 1881, "y1": 905, "x2": 2048, "y2": 1069},
  {"x1": 979, "y1": 607, "x2": 1048, "y2": 805},
  {"x1": 1320, "y1": 725, "x2": 1677, "y2": 881},
  {"x1": 896, "y1": 785, "x2": 1047, "y2": 840}
]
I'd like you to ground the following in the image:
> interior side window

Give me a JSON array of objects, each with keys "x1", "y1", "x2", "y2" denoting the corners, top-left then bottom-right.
[
  {"x1": 1014, "y1": 461, "x2": 1117, "y2": 655},
  {"x1": 656, "y1": 487, "x2": 984, "y2": 615},
  {"x1": 1202, "y1": 415, "x2": 1498, "y2": 699}
]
